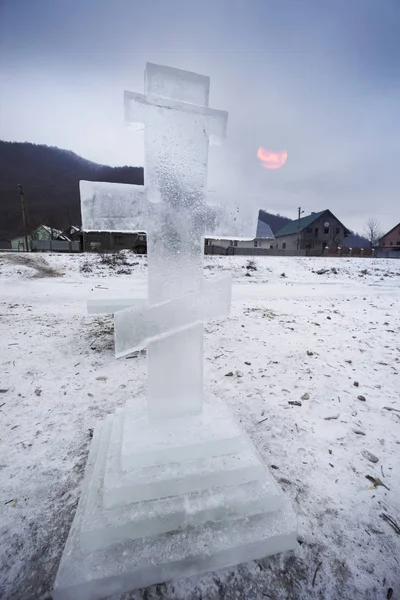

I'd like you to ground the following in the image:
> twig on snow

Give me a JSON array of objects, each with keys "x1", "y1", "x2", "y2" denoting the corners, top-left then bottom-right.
[
  {"x1": 90, "y1": 334, "x2": 101, "y2": 349},
  {"x1": 312, "y1": 561, "x2": 323, "y2": 587},
  {"x1": 380, "y1": 513, "x2": 400, "y2": 535},
  {"x1": 256, "y1": 417, "x2": 269, "y2": 425},
  {"x1": 383, "y1": 406, "x2": 400, "y2": 413}
]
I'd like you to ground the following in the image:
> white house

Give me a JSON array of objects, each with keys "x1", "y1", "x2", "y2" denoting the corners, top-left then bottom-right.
[{"x1": 10, "y1": 225, "x2": 70, "y2": 251}]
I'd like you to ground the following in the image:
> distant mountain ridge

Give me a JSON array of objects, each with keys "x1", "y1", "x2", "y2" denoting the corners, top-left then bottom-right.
[{"x1": 0, "y1": 140, "x2": 144, "y2": 240}]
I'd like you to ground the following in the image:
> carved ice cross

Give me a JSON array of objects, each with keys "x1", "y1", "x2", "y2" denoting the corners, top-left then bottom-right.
[{"x1": 80, "y1": 63, "x2": 258, "y2": 421}]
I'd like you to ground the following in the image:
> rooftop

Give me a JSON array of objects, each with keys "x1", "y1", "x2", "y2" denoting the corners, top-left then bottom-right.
[{"x1": 275, "y1": 211, "x2": 327, "y2": 237}]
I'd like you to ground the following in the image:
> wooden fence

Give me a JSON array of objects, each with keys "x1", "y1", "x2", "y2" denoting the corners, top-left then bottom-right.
[{"x1": 205, "y1": 245, "x2": 373, "y2": 257}]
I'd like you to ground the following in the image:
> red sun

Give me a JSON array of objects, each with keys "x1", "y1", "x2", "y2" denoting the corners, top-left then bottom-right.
[{"x1": 257, "y1": 147, "x2": 287, "y2": 170}]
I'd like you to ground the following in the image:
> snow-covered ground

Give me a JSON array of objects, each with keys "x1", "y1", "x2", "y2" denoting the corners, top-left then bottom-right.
[{"x1": 0, "y1": 252, "x2": 399, "y2": 600}]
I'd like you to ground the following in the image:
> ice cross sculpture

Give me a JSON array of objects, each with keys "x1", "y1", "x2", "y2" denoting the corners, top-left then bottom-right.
[{"x1": 80, "y1": 63, "x2": 258, "y2": 421}]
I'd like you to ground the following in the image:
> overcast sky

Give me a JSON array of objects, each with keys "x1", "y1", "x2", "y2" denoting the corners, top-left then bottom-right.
[{"x1": 1, "y1": 0, "x2": 399, "y2": 232}]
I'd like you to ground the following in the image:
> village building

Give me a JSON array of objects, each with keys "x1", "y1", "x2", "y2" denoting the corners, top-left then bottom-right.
[
  {"x1": 274, "y1": 209, "x2": 350, "y2": 254},
  {"x1": 378, "y1": 222, "x2": 400, "y2": 252}
]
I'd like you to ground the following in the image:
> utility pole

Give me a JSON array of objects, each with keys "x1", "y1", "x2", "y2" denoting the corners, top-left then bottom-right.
[
  {"x1": 296, "y1": 206, "x2": 304, "y2": 250},
  {"x1": 18, "y1": 184, "x2": 30, "y2": 251}
]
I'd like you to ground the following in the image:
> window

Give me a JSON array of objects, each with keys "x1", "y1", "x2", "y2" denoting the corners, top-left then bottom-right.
[
  {"x1": 314, "y1": 228, "x2": 319, "y2": 238},
  {"x1": 254, "y1": 240, "x2": 258, "y2": 247},
  {"x1": 390, "y1": 241, "x2": 393, "y2": 246},
  {"x1": 282, "y1": 242, "x2": 286, "y2": 249},
  {"x1": 324, "y1": 226, "x2": 329, "y2": 234},
  {"x1": 229, "y1": 240, "x2": 233, "y2": 246},
  {"x1": 397, "y1": 241, "x2": 400, "y2": 246},
  {"x1": 336, "y1": 227, "x2": 340, "y2": 235},
  {"x1": 234, "y1": 240, "x2": 238, "y2": 247}
]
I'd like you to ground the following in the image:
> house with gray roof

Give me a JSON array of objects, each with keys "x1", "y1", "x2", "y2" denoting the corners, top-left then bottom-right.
[{"x1": 274, "y1": 210, "x2": 350, "y2": 254}]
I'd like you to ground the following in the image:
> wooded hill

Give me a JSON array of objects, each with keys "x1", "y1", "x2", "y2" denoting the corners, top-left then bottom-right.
[{"x1": 0, "y1": 141, "x2": 143, "y2": 241}]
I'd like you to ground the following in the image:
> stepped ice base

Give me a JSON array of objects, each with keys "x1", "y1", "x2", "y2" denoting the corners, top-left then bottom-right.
[
  {"x1": 104, "y1": 411, "x2": 265, "y2": 507},
  {"x1": 81, "y1": 417, "x2": 283, "y2": 552},
  {"x1": 53, "y1": 423, "x2": 297, "y2": 600}
]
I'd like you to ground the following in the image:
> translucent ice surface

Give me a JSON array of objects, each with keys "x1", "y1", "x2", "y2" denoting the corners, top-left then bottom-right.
[
  {"x1": 145, "y1": 62, "x2": 211, "y2": 106},
  {"x1": 114, "y1": 274, "x2": 231, "y2": 358},
  {"x1": 54, "y1": 63, "x2": 297, "y2": 600},
  {"x1": 80, "y1": 181, "x2": 146, "y2": 233},
  {"x1": 124, "y1": 67, "x2": 228, "y2": 306},
  {"x1": 81, "y1": 62, "x2": 260, "y2": 421},
  {"x1": 53, "y1": 420, "x2": 297, "y2": 600},
  {"x1": 87, "y1": 297, "x2": 145, "y2": 315},
  {"x1": 80, "y1": 417, "x2": 284, "y2": 553},
  {"x1": 103, "y1": 412, "x2": 266, "y2": 507},
  {"x1": 116, "y1": 63, "x2": 257, "y2": 420},
  {"x1": 120, "y1": 398, "x2": 247, "y2": 470}
]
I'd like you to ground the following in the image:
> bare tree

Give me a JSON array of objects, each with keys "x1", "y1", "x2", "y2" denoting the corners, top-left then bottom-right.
[{"x1": 364, "y1": 218, "x2": 383, "y2": 248}]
